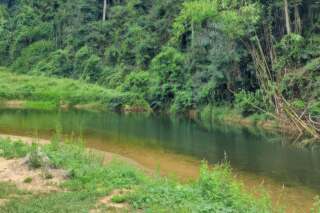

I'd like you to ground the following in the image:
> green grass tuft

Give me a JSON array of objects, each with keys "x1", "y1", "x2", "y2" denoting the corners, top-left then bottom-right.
[
  {"x1": 23, "y1": 177, "x2": 33, "y2": 184},
  {"x1": 0, "y1": 139, "x2": 30, "y2": 159}
]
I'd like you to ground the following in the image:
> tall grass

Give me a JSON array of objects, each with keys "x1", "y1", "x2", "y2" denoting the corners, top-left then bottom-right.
[{"x1": 0, "y1": 68, "x2": 148, "y2": 110}]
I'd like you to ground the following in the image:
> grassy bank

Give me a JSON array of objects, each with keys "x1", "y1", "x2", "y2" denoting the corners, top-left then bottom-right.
[
  {"x1": 198, "y1": 105, "x2": 288, "y2": 133},
  {"x1": 0, "y1": 138, "x2": 280, "y2": 213},
  {"x1": 197, "y1": 105, "x2": 320, "y2": 146},
  {"x1": 0, "y1": 68, "x2": 149, "y2": 111}
]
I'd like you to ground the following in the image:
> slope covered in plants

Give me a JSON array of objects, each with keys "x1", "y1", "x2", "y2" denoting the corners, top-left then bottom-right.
[{"x1": 0, "y1": 0, "x2": 319, "y2": 137}]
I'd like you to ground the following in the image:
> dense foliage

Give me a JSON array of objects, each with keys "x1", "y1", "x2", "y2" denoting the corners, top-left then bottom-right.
[{"x1": 0, "y1": 0, "x2": 319, "y2": 135}]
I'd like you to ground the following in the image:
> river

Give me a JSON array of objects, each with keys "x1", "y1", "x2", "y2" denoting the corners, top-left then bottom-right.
[{"x1": 0, "y1": 109, "x2": 319, "y2": 212}]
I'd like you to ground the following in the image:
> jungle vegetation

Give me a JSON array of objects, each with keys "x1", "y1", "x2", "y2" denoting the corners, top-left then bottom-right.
[{"x1": 0, "y1": 0, "x2": 319, "y2": 137}]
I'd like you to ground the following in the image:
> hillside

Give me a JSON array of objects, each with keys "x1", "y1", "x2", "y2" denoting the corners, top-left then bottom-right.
[{"x1": 0, "y1": 0, "x2": 319, "y2": 137}]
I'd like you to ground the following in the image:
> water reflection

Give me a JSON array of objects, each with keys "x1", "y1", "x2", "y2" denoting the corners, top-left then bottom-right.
[{"x1": 0, "y1": 109, "x2": 319, "y2": 191}]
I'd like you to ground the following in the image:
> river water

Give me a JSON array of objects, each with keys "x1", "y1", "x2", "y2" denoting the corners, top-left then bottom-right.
[{"x1": 0, "y1": 109, "x2": 319, "y2": 212}]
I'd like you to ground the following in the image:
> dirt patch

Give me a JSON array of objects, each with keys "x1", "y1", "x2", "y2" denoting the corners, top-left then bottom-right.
[
  {"x1": 73, "y1": 103, "x2": 102, "y2": 111},
  {"x1": 0, "y1": 134, "x2": 50, "y2": 146},
  {"x1": 0, "y1": 157, "x2": 68, "y2": 192},
  {"x1": 0, "y1": 100, "x2": 26, "y2": 109},
  {"x1": 0, "y1": 199, "x2": 8, "y2": 206},
  {"x1": 91, "y1": 189, "x2": 131, "y2": 212}
]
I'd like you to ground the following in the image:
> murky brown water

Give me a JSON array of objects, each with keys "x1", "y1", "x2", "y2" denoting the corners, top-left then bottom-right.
[{"x1": 0, "y1": 109, "x2": 319, "y2": 212}]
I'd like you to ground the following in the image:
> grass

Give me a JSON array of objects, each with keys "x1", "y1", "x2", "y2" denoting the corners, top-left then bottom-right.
[
  {"x1": 0, "y1": 139, "x2": 30, "y2": 159},
  {"x1": 0, "y1": 182, "x2": 27, "y2": 199},
  {"x1": 23, "y1": 177, "x2": 33, "y2": 184},
  {"x1": 200, "y1": 105, "x2": 241, "y2": 122},
  {"x1": 199, "y1": 105, "x2": 277, "y2": 132},
  {"x1": 3, "y1": 192, "x2": 99, "y2": 213},
  {"x1": 0, "y1": 138, "x2": 278, "y2": 212},
  {"x1": 24, "y1": 101, "x2": 58, "y2": 111},
  {"x1": 0, "y1": 67, "x2": 149, "y2": 111},
  {"x1": 111, "y1": 194, "x2": 127, "y2": 203}
]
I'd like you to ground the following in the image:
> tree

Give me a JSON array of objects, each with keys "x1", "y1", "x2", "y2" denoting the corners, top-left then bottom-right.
[{"x1": 103, "y1": 0, "x2": 107, "y2": 21}]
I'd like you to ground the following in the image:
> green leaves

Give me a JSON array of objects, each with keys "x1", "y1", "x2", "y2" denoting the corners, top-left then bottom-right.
[
  {"x1": 149, "y1": 47, "x2": 187, "y2": 107},
  {"x1": 121, "y1": 71, "x2": 151, "y2": 95},
  {"x1": 74, "y1": 46, "x2": 103, "y2": 82},
  {"x1": 11, "y1": 40, "x2": 55, "y2": 73},
  {"x1": 173, "y1": 0, "x2": 261, "y2": 41}
]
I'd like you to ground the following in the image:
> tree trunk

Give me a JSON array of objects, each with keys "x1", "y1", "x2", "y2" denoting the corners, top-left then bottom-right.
[
  {"x1": 103, "y1": 0, "x2": 107, "y2": 21},
  {"x1": 284, "y1": 0, "x2": 291, "y2": 34},
  {"x1": 294, "y1": 5, "x2": 302, "y2": 34}
]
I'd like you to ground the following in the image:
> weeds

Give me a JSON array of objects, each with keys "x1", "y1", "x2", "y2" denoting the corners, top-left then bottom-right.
[
  {"x1": 0, "y1": 182, "x2": 27, "y2": 199},
  {"x1": 23, "y1": 177, "x2": 33, "y2": 184},
  {"x1": 311, "y1": 196, "x2": 320, "y2": 213},
  {"x1": 111, "y1": 195, "x2": 127, "y2": 203},
  {"x1": 0, "y1": 139, "x2": 29, "y2": 159},
  {"x1": 28, "y1": 144, "x2": 43, "y2": 169},
  {"x1": 0, "y1": 138, "x2": 278, "y2": 212}
]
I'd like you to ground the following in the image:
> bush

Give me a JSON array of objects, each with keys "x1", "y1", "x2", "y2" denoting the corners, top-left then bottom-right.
[
  {"x1": 121, "y1": 71, "x2": 151, "y2": 97},
  {"x1": 274, "y1": 33, "x2": 305, "y2": 70},
  {"x1": 150, "y1": 47, "x2": 186, "y2": 105},
  {"x1": 170, "y1": 90, "x2": 193, "y2": 113},
  {"x1": 0, "y1": 140, "x2": 29, "y2": 159},
  {"x1": 234, "y1": 90, "x2": 265, "y2": 116},
  {"x1": 33, "y1": 49, "x2": 73, "y2": 77},
  {"x1": 309, "y1": 101, "x2": 320, "y2": 117},
  {"x1": 11, "y1": 40, "x2": 55, "y2": 73},
  {"x1": 23, "y1": 177, "x2": 33, "y2": 183},
  {"x1": 305, "y1": 57, "x2": 320, "y2": 72},
  {"x1": 150, "y1": 47, "x2": 185, "y2": 85},
  {"x1": 291, "y1": 99, "x2": 306, "y2": 110},
  {"x1": 28, "y1": 144, "x2": 44, "y2": 169}
]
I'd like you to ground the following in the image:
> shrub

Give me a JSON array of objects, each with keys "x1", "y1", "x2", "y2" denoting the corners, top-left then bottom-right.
[
  {"x1": 23, "y1": 177, "x2": 33, "y2": 183},
  {"x1": 150, "y1": 47, "x2": 186, "y2": 105},
  {"x1": 111, "y1": 195, "x2": 127, "y2": 203},
  {"x1": 274, "y1": 33, "x2": 305, "y2": 70},
  {"x1": 170, "y1": 90, "x2": 193, "y2": 113},
  {"x1": 121, "y1": 71, "x2": 151, "y2": 97},
  {"x1": 11, "y1": 40, "x2": 55, "y2": 73},
  {"x1": 150, "y1": 47, "x2": 185, "y2": 85},
  {"x1": 234, "y1": 90, "x2": 265, "y2": 116},
  {"x1": 0, "y1": 140, "x2": 29, "y2": 159},
  {"x1": 309, "y1": 101, "x2": 320, "y2": 117},
  {"x1": 291, "y1": 99, "x2": 306, "y2": 110},
  {"x1": 305, "y1": 57, "x2": 320, "y2": 72},
  {"x1": 28, "y1": 144, "x2": 44, "y2": 169},
  {"x1": 33, "y1": 49, "x2": 73, "y2": 77}
]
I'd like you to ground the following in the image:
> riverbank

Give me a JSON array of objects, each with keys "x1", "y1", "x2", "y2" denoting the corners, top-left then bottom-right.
[
  {"x1": 197, "y1": 105, "x2": 277, "y2": 130},
  {"x1": 0, "y1": 136, "x2": 279, "y2": 212},
  {"x1": 0, "y1": 129, "x2": 319, "y2": 212},
  {"x1": 0, "y1": 134, "x2": 146, "y2": 171},
  {"x1": 0, "y1": 68, "x2": 150, "y2": 112},
  {"x1": 0, "y1": 67, "x2": 318, "y2": 144},
  {"x1": 196, "y1": 105, "x2": 320, "y2": 146}
]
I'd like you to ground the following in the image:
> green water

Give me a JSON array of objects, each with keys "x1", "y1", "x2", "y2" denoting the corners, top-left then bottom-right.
[{"x1": 0, "y1": 109, "x2": 319, "y2": 195}]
